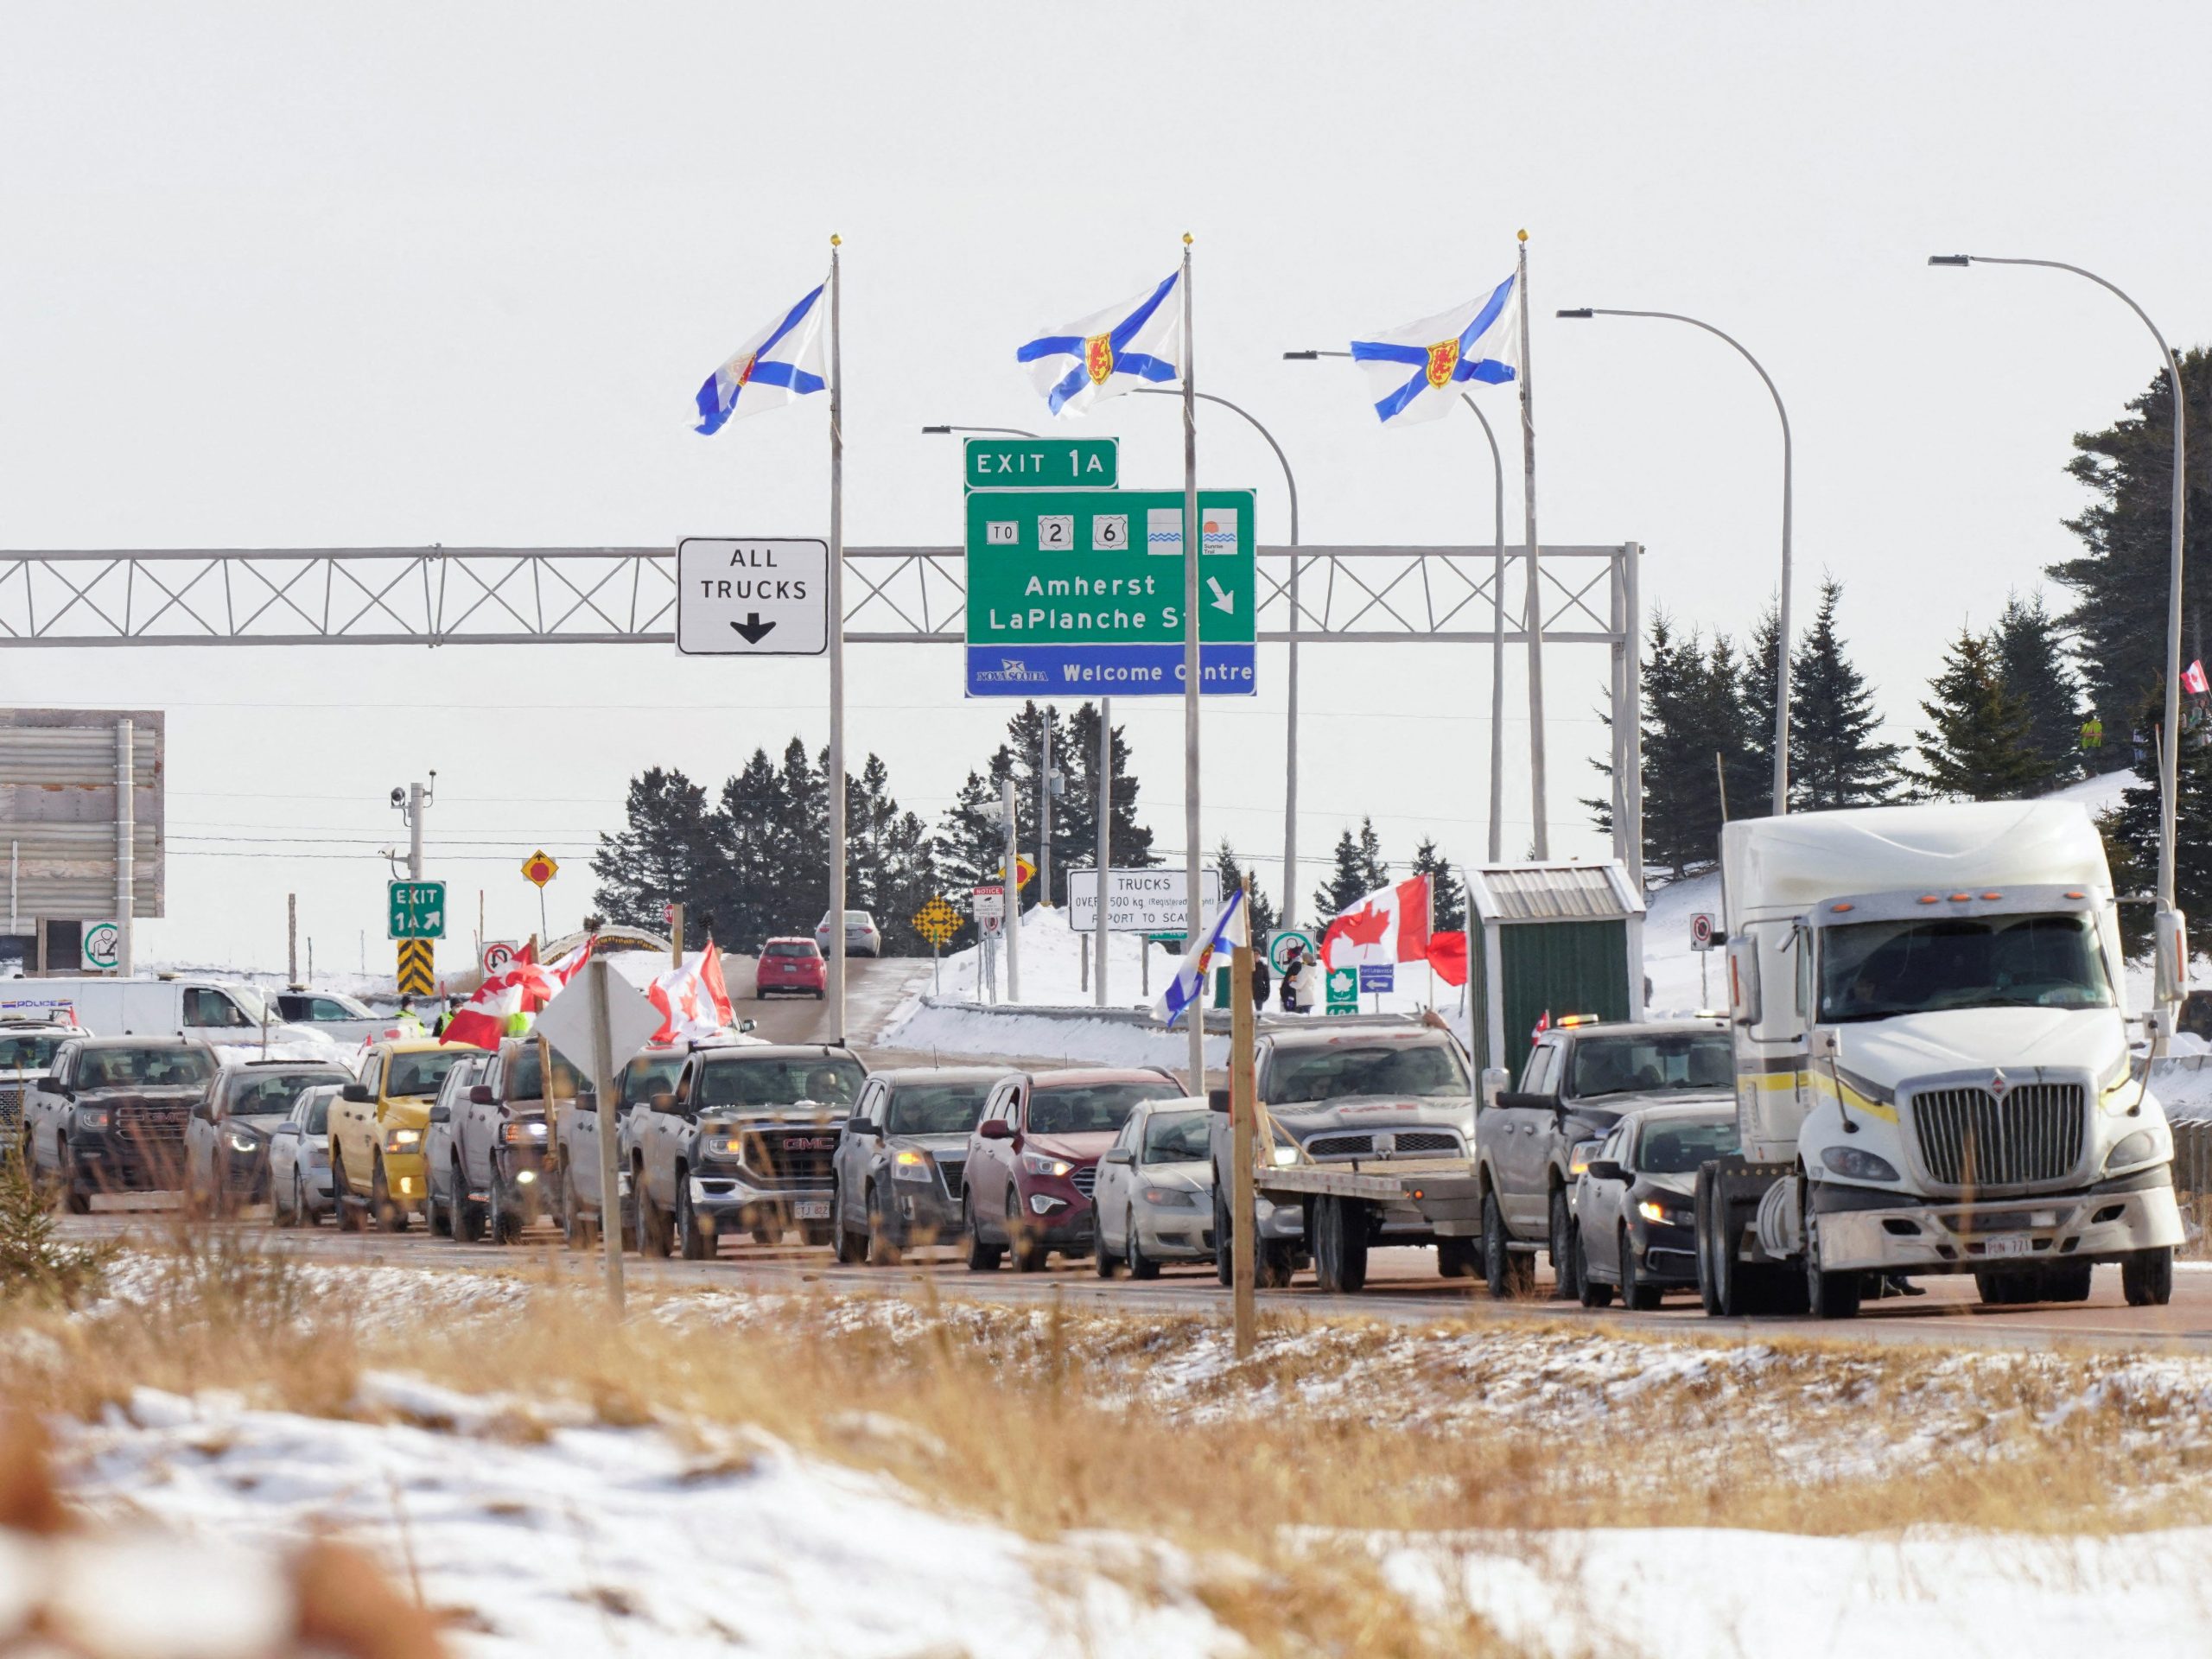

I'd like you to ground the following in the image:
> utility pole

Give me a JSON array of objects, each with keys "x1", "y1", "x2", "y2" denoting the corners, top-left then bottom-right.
[
  {"x1": 669, "y1": 902, "x2": 684, "y2": 967},
  {"x1": 1230, "y1": 876, "x2": 1256, "y2": 1357},
  {"x1": 1039, "y1": 715, "x2": 1053, "y2": 909},
  {"x1": 1001, "y1": 777, "x2": 1020, "y2": 1002},
  {"x1": 1095, "y1": 697, "x2": 1111, "y2": 1008},
  {"x1": 287, "y1": 893, "x2": 297, "y2": 985},
  {"x1": 115, "y1": 718, "x2": 135, "y2": 976}
]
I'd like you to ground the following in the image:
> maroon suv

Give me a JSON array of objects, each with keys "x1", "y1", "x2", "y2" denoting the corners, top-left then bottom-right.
[{"x1": 962, "y1": 1067, "x2": 1182, "y2": 1272}]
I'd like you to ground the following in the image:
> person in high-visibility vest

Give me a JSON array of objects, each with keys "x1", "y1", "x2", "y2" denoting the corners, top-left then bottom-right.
[
  {"x1": 2080, "y1": 715, "x2": 2104, "y2": 752},
  {"x1": 393, "y1": 996, "x2": 426, "y2": 1037}
]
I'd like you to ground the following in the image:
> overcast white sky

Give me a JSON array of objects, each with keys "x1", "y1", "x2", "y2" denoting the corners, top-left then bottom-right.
[{"x1": 3, "y1": 3, "x2": 2204, "y2": 974}]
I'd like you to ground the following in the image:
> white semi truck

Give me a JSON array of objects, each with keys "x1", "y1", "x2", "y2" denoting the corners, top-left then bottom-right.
[{"x1": 1696, "y1": 799, "x2": 2183, "y2": 1318}]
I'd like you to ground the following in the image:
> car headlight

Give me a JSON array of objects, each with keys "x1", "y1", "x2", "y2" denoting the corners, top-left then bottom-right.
[
  {"x1": 1568, "y1": 1138, "x2": 1603, "y2": 1178},
  {"x1": 1821, "y1": 1146, "x2": 1900, "y2": 1183},
  {"x1": 1636, "y1": 1198, "x2": 1692, "y2": 1227},
  {"x1": 1020, "y1": 1152, "x2": 1073, "y2": 1179},
  {"x1": 383, "y1": 1127, "x2": 423, "y2": 1153},
  {"x1": 73, "y1": 1107, "x2": 110, "y2": 1130},
  {"x1": 2106, "y1": 1128, "x2": 2161, "y2": 1173},
  {"x1": 893, "y1": 1148, "x2": 934, "y2": 1182},
  {"x1": 702, "y1": 1134, "x2": 746, "y2": 1160},
  {"x1": 228, "y1": 1132, "x2": 260, "y2": 1154},
  {"x1": 1141, "y1": 1186, "x2": 1198, "y2": 1209}
]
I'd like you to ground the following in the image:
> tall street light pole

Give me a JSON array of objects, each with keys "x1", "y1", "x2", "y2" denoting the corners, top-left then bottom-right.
[
  {"x1": 1929, "y1": 253, "x2": 2189, "y2": 1020},
  {"x1": 920, "y1": 424, "x2": 1042, "y2": 439},
  {"x1": 1557, "y1": 306, "x2": 1794, "y2": 817},
  {"x1": 1132, "y1": 386, "x2": 1301, "y2": 925},
  {"x1": 1288, "y1": 350, "x2": 1510, "y2": 861}
]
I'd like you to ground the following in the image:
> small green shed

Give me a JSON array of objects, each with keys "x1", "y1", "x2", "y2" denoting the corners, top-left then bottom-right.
[{"x1": 1464, "y1": 861, "x2": 1646, "y2": 1085}]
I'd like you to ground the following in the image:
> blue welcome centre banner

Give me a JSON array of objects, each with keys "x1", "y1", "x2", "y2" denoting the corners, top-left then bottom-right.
[{"x1": 966, "y1": 644, "x2": 1257, "y2": 696}]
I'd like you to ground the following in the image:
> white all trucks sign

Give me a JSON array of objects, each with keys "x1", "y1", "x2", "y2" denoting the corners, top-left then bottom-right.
[
  {"x1": 1068, "y1": 868, "x2": 1224, "y2": 935},
  {"x1": 676, "y1": 537, "x2": 830, "y2": 656}
]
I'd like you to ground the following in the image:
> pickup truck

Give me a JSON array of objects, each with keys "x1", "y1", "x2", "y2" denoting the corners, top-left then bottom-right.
[
  {"x1": 632, "y1": 1043, "x2": 867, "y2": 1259},
  {"x1": 1472, "y1": 1017, "x2": 1732, "y2": 1298},
  {"x1": 0, "y1": 1016, "x2": 89, "y2": 1158},
  {"x1": 451, "y1": 1037, "x2": 591, "y2": 1244},
  {"x1": 1209, "y1": 1021, "x2": 1478, "y2": 1287},
  {"x1": 330, "y1": 1038, "x2": 476, "y2": 1233},
  {"x1": 423, "y1": 1051, "x2": 492, "y2": 1237},
  {"x1": 556, "y1": 1044, "x2": 688, "y2": 1250},
  {"x1": 25, "y1": 1035, "x2": 219, "y2": 1211}
]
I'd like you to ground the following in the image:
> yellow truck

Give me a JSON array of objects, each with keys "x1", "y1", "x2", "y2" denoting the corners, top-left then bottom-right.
[{"x1": 331, "y1": 1037, "x2": 479, "y2": 1232}]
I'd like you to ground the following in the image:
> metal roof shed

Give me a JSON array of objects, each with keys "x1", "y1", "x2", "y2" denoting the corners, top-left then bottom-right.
[{"x1": 1464, "y1": 861, "x2": 1646, "y2": 1084}]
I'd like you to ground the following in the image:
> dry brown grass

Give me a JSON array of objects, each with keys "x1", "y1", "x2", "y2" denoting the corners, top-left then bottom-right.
[{"x1": 10, "y1": 1243, "x2": 2212, "y2": 1654}]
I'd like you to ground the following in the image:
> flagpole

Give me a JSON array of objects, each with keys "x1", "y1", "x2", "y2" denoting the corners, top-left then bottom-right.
[
  {"x1": 826, "y1": 234, "x2": 848, "y2": 1040},
  {"x1": 1179, "y1": 234, "x2": 1205, "y2": 1096},
  {"x1": 1516, "y1": 230, "x2": 1548, "y2": 859}
]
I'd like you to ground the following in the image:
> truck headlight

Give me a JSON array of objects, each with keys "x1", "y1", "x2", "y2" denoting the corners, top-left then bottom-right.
[
  {"x1": 73, "y1": 1107, "x2": 110, "y2": 1130},
  {"x1": 1272, "y1": 1144, "x2": 1300, "y2": 1166},
  {"x1": 2106, "y1": 1129, "x2": 2160, "y2": 1173},
  {"x1": 1636, "y1": 1198, "x2": 1691, "y2": 1226},
  {"x1": 383, "y1": 1128, "x2": 423, "y2": 1153},
  {"x1": 1821, "y1": 1146, "x2": 1900, "y2": 1183},
  {"x1": 702, "y1": 1135, "x2": 746, "y2": 1160},
  {"x1": 228, "y1": 1132, "x2": 260, "y2": 1154},
  {"x1": 499, "y1": 1121, "x2": 548, "y2": 1146},
  {"x1": 1020, "y1": 1152, "x2": 1073, "y2": 1179},
  {"x1": 892, "y1": 1149, "x2": 933, "y2": 1183}
]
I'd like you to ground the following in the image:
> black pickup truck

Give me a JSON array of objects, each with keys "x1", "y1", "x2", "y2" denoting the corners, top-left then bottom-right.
[{"x1": 25, "y1": 1035, "x2": 220, "y2": 1211}]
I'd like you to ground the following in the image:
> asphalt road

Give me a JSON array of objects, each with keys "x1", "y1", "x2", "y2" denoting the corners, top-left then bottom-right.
[{"x1": 722, "y1": 952, "x2": 931, "y2": 1049}]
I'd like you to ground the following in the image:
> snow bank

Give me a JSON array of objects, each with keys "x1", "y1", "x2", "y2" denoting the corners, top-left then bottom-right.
[
  {"x1": 886, "y1": 997, "x2": 1226, "y2": 1072},
  {"x1": 62, "y1": 1388, "x2": 1237, "y2": 1659}
]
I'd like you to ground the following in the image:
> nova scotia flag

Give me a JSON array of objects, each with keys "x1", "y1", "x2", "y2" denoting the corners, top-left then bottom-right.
[
  {"x1": 694, "y1": 285, "x2": 828, "y2": 435},
  {"x1": 1351, "y1": 273, "x2": 1519, "y2": 427},
  {"x1": 1155, "y1": 886, "x2": 1248, "y2": 1030},
  {"x1": 1018, "y1": 273, "x2": 1183, "y2": 418}
]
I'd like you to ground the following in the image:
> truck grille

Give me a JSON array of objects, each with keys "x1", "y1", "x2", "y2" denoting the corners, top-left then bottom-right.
[
  {"x1": 1071, "y1": 1166, "x2": 1097, "y2": 1200},
  {"x1": 1306, "y1": 1130, "x2": 1460, "y2": 1160},
  {"x1": 938, "y1": 1158, "x2": 964, "y2": 1201},
  {"x1": 1910, "y1": 1084, "x2": 2086, "y2": 1189},
  {"x1": 741, "y1": 1127, "x2": 839, "y2": 1189},
  {"x1": 1306, "y1": 1133, "x2": 1374, "y2": 1159},
  {"x1": 116, "y1": 1102, "x2": 189, "y2": 1145},
  {"x1": 0, "y1": 1088, "x2": 21, "y2": 1129},
  {"x1": 1392, "y1": 1130, "x2": 1461, "y2": 1155}
]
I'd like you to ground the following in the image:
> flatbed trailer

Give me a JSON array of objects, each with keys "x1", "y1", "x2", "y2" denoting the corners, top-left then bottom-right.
[{"x1": 1252, "y1": 1158, "x2": 1483, "y2": 1292}]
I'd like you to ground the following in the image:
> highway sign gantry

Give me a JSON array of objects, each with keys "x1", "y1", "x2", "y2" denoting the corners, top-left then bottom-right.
[
  {"x1": 388, "y1": 880, "x2": 447, "y2": 940},
  {"x1": 963, "y1": 436, "x2": 1117, "y2": 493},
  {"x1": 676, "y1": 537, "x2": 830, "y2": 656},
  {"x1": 396, "y1": 938, "x2": 435, "y2": 996},
  {"x1": 963, "y1": 487, "x2": 1257, "y2": 697}
]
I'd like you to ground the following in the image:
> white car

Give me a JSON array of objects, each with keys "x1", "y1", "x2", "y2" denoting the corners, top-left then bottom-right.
[
  {"x1": 1092, "y1": 1096, "x2": 1216, "y2": 1280},
  {"x1": 814, "y1": 911, "x2": 883, "y2": 958}
]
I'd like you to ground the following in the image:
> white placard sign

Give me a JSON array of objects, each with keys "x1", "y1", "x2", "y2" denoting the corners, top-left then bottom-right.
[
  {"x1": 676, "y1": 537, "x2": 830, "y2": 656},
  {"x1": 1067, "y1": 868, "x2": 1224, "y2": 935}
]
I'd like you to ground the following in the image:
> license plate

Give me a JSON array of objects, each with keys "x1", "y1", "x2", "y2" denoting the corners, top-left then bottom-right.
[
  {"x1": 1982, "y1": 1234, "x2": 2031, "y2": 1259},
  {"x1": 793, "y1": 1199, "x2": 830, "y2": 1220}
]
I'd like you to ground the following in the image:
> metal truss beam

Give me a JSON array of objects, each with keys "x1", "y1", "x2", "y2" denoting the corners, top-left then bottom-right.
[{"x1": 0, "y1": 545, "x2": 1631, "y2": 648}]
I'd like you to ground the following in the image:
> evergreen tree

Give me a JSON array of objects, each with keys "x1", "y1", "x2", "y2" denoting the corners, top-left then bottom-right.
[
  {"x1": 2049, "y1": 347, "x2": 2212, "y2": 737},
  {"x1": 1408, "y1": 837, "x2": 1466, "y2": 931},
  {"x1": 1736, "y1": 603, "x2": 1782, "y2": 819},
  {"x1": 708, "y1": 747, "x2": 788, "y2": 950},
  {"x1": 1910, "y1": 626, "x2": 2044, "y2": 801},
  {"x1": 1213, "y1": 839, "x2": 1280, "y2": 936},
  {"x1": 589, "y1": 768, "x2": 715, "y2": 936},
  {"x1": 1059, "y1": 702, "x2": 1158, "y2": 893},
  {"x1": 1314, "y1": 826, "x2": 1374, "y2": 918},
  {"x1": 937, "y1": 747, "x2": 1017, "y2": 893},
  {"x1": 2103, "y1": 721, "x2": 2212, "y2": 956},
  {"x1": 1356, "y1": 817, "x2": 1389, "y2": 892},
  {"x1": 1791, "y1": 577, "x2": 1902, "y2": 810},
  {"x1": 1992, "y1": 591, "x2": 2086, "y2": 791}
]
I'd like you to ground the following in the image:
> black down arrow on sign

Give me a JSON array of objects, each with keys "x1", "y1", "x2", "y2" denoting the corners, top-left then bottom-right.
[{"x1": 729, "y1": 613, "x2": 778, "y2": 645}]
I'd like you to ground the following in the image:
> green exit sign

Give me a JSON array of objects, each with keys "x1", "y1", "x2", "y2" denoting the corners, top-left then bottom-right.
[
  {"x1": 963, "y1": 436, "x2": 1116, "y2": 492},
  {"x1": 388, "y1": 880, "x2": 447, "y2": 941}
]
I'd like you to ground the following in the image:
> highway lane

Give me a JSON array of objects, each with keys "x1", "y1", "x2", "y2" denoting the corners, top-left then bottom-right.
[{"x1": 64, "y1": 1205, "x2": 2212, "y2": 1356}]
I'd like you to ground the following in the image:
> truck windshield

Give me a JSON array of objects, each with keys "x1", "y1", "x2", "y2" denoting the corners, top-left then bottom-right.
[
  {"x1": 389, "y1": 1049, "x2": 472, "y2": 1098},
  {"x1": 506, "y1": 1048, "x2": 593, "y2": 1103},
  {"x1": 1267, "y1": 1042, "x2": 1470, "y2": 1104},
  {"x1": 696, "y1": 1055, "x2": 864, "y2": 1110},
  {"x1": 619, "y1": 1055, "x2": 683, "y2": 1109},
  {"x1": 1819, "y1": 913, "x2": 2113, "y2": 1021},
  {"x1": 1568, "y1": 1034, "x2": 1733, "y2": 1099},
  {"x1": 0, "y1": 1035, "x2": 66, "y2": 1071},
  {"x1": 78, "y1": 1047, "x2": 215, "y2": 1088},
  {"x1": 1637, "y1": 1117, "x2": 1738, "y2": 1173},
  {"x1": 231, "y1": 1067, "x2": 346, "y2": 1118},
  {"x1": 887, "y1": 1080, "x2": 993, "y2": 1135}
]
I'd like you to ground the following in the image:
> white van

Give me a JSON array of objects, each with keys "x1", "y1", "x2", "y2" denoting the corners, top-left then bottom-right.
[{"x1": 0, "y1": 976, "x2": 334, "y2": 1052}]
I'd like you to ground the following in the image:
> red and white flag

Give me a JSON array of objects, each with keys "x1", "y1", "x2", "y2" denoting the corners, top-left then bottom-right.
[
  {"x1": 1319, "y1": 874, "x2": 1432, "y2": 970},
  {"x1": 1531, "y1": 1009, "x2": 1551, "y2": 1043},
  {"x1": 2185, "y1": 659, "x2": 2209, "y2": 696},
  {"x1": 440, "y1": 938, "x2": 595, "y2": 1052},
  {"x1": 645, "y1": 943, "x2": 739, "y2": 1045}
]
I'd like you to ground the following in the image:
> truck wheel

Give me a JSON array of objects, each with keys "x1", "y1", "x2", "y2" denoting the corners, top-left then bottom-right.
[
  {"x1": 1694, "y1": 1165, "x2": 1733, "y2": 1317},
  {"x1": 964, "y1": 1199, "x2": 1003, "y2": 1271},
  {"x1": 372, "y1": 1157, "x2": 410, "y2": 1234},
  {"x1": 490, "y1": 1179, "x2": 523, "y2": 1246},
  {"x1": 1620, "y1": 1228, "x2": 1662, "y2": 1311},
  {"x1": 677, "y1": 1181, "x2": 715, "y2": 1260},
  {"x1": 332, "y1": 1151, "x2": 365, "y2": 1233},
  {"x1": 58, "y1": 1147, "x2": 91, "y2": 1217},
  {"x1": 454, "y1": 1159, "x2": 486, "y2": 1244},
  {"x1": 562, "y1": 1178, "x2": 594, "y2": 1251},
  {"x1": 1579, "y1": 1256, "x2": 1615, "y2": 1308},
  {"x1": 1548, "y1": 1188, "x2": 1579, "y2": 1300},
  {"x1": 834, "y1": 1185, "x2": 864, "y2": 1263},
  {"x1": 1436, "y1": 1237, "x2": 1480, "y2": 1280},
  {"x1": 2123, "y1": 1246, "x2": 2175, "y2": 1307},
  {"x1": 2039, "y1": 1262, "x2": 2094, "y2": 1303},
  {"x1": 865, "y1": 1186, "x2": 903, "y2": 1267},
  {"x1": 1313, "y1": 1195, "x2": 1370, "y2": 1294},
  {"x1": 1482, "y1": 1191, "x2": 1531, "y2": 1299},
  {"x1": 1212, "y1": 1192, "x2": 1234, "y2": 1287},
  {"x1": 639, "y1": 1183, "x2": 672, "y2": 1258},
  {"x1": 1801, "y1": 1205, "x2": 1860, "y2": 1319},
  {"x1": 1256, "y1": 1238, "x2": 1298, "y2": 1289}
]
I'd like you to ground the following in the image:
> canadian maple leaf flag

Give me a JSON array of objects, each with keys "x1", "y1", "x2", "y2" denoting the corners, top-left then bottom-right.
[
  {"x1": 1319, "y1": 874, "x2": 1432, "y2": 970},
  {"x1": 646, "y1": 943, "x2": 740, "y2": 1044}
]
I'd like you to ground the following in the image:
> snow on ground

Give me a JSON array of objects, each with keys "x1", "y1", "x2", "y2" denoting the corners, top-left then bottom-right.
[{"x1": 61, "y1": 1383, "x2": 1235, "y2": 1659}]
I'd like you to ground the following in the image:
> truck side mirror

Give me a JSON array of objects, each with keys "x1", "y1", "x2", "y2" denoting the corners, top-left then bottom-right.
[
  {"x1": 1586, "y1": 1159, "x2": 1630, "y2": 1184},
  {"x1": 468, "y1": 1084, "x2": 494, "y2": 1105},
  {"x1": 2156, "y1": 907, "x2": 2190, "y2": 1006},
  {"x1": 1727, "y1": 938, "x2": 1763, "y2": 1029},
  {"x1": 739, "y1": 1019, "x2": 758, "y2": 1034},
  {"x1": 1478, "y1": 1066, "x2": 1510, "y2": 1110},
  {"x1": 340, "y1": 1083, "x2": 370, "y2": 1103},
  {"x1": 1206, "y1": 1087, "x2": 1230, "y2": 1114},
  {"x1": 428, "y1": 1104, "x2": 449, "y2": 1124}
]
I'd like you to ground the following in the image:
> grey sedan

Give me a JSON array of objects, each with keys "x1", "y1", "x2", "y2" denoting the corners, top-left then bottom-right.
[
  {"x1": 832, "y1": 1065, "x2": 1008, "y2": 1264},
  {"x1": 815, "y1": 910, "x2": 883, "y2": 959},
  {"x1": 1094, "y1": 1097, "x2": 1215, "y2": 1279},
  {"x1": 270, "y1": 1084, "x2": 345, "y2": 1227}
]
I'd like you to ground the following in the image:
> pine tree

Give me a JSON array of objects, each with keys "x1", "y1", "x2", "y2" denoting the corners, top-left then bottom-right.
[
  {"x1": 2103, "y1": 721, "x2": 2212, "y2": 956},
  {"x1": 1214, "y1": 839, "x2": 1279, "y2": 936},
  {"x1": 706, "y1": 747, "x2": 787, "y2": 950},
  {"x1": 589, "y1": 768, "x2": 715, "y2": 936},
  {"x1": 1408, "y1": 837, "x2": 1465, "y2": 931},
  {"x1": 937, "y1": 746, "x2": 1017, "y2": 891},
  {"x1": 0, "y1": 1142, "x2": 111, "y2": 1306},
  {"x1": 1356, "y1": 817, "x2": 1389, "y2": 892},
  {"x1": 1059, "y1": 702, "x2": 1158, "y2": 889},
  {"x1": 1736, "y1": 603, "x2": 1782, "y2": 819},
  {"x1": 1314, "y1": 827, "x2": 1373, "y2": 918},
  {"x1": 2049, "y1": 347, "x2": 2212, "y2": 738},
  {"x1": 1910, "y1": 626, "x2": 2044, "y2": 801},
  {"x1": 1993, "y1": 592, "x2": 2086, "y2": 791},
  {"x1": 1791, "y1": 577, "x2": 1901, "y2": 810}
]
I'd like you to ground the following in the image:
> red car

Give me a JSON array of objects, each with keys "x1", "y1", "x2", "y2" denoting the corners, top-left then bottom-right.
[
  {"x1": 962, "y1": 1066, "x2": 1183, "y2": 1271},
  {"x1": 755, "y1": 938, "x2": 827, "y2": 1000}
]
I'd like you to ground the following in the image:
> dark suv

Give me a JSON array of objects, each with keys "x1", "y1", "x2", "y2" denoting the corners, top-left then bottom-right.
[
  {"x1": 181, "y1": 1058, "x2": 352, "y2": 1217},
  {"x1": 26, "y1": 1036, "x2": 219, "y2": 1210}
]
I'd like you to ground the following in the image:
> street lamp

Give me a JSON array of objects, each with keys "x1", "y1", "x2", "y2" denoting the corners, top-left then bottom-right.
[
  {"x1": 921, "y1": 423, "x2": 1041, "y2": 438},
  {"x1": 1557, "y1": 305, "x2": 1794, "y2": 817},
  {"x1": 1288, "y1": 349, "x2": 1511, "y2": 862},
  {"x1": 1129, "y1": 385, "x2": 1304, "y2": 926},
  {"x1": 1928, "y1": 252, "x2": 2189, "y2": 1020}
]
